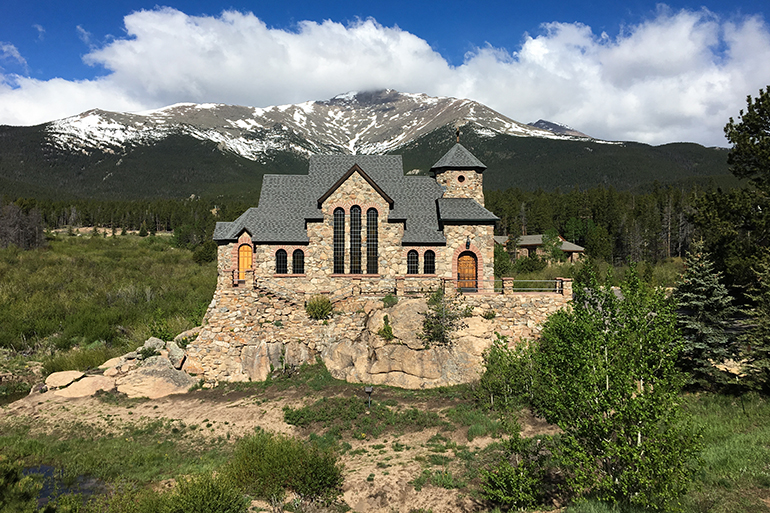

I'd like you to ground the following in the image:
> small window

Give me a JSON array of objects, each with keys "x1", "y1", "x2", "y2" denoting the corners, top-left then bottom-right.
[
  {"x1": 292, "y1": 249, "x2": 304, "y2": 274},
  {"x1": 407, "y1": 250, "x2": 419, "y2": 274},
  {"x1": 276, "y1": 249, "x2": 288, "y2": 274},
  {"x1": 457, "y1": 175, "x2": 466, "y2": 183},
  {"x1": 424, "y1": 250, "x2": 435, "y2": 274}
]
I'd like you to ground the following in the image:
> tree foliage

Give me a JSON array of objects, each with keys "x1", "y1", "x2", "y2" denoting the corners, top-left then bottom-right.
[
  {"x1": 419, "y1": 289, "x2": 467, "y2": 347},
  {"x1": 531, "y1": 268, "x2": 700, "y2": 510},
  {"x1": 673, "y1": 240, "x2": 738, "y2": 388},
  {"x1": 724, "y1": 86, "x2": 770, "y2": 193},
  {"x1": 742, "y1": 252, "x2": 770, "y2": 390}
]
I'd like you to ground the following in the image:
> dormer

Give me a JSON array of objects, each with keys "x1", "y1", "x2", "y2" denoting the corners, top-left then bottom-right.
[{"x1": 430, "y1": 143, "x2": 487, "y2": 206}]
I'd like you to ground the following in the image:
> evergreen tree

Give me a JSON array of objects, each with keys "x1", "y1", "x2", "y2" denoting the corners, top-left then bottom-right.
[
  {"x1": 743, "y1": 253, "x2": 770, "y2": 390},
  {"x1": 724, "y1": 86, "x2": 770, "y2": 194},
  {"x1": 673, "y1": 240, "x2": 738, "y2": 388}
]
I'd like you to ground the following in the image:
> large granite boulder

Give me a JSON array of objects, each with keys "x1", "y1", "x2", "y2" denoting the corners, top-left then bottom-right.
[
  {"x1": 165, "y1": 341, "x2": 186, "y2": 370},
  {"x1": 321, "y1": 298, "x2": 493, "y2": 389},
  {"x1": 45, "y1": 371, "x2": 84, "y2": 389},
  {"x1": 55, "y1": 376, "x2": 116, "y2": 398},
  {"x1": 116, "y1": 356, "x2": 198, "y2": 399}
]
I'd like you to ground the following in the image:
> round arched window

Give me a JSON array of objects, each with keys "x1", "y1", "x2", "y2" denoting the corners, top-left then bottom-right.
[{"x1": 457, "y1": 175, "x2": 466, "y2": 183}]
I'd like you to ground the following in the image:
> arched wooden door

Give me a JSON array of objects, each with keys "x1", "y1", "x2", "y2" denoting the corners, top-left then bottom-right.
[
  {"x1": 457, "y1": 252, "x2": 477, "y2": 291},
  {"x1": 238, "y1": 245, "x2": 252, "y2": 280}
]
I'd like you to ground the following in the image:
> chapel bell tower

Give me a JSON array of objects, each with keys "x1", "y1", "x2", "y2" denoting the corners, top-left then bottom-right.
[{"x1": 430, "y1": 142, "x2": 487, "y2": 207}]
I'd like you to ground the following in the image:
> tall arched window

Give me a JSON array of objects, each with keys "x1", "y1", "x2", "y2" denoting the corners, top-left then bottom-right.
[
  {"x1": 407, "y1": 250, "x2": 419, "y2": 274},
  {"x1": 292, "y1": 249, "x2": 304, "y2": 274},
  {"x1": 367, "y1": 208, "x2": 378, "y2": 274},
  {"x1": 333, "y1": 208, "x2": 345, "y2": 274},
  {"x1": 424, "y1": 250, "x2": 435, "y2": 274},
  {"x1": 238, "y1": 244, "x2": 252, "y2": 280},
  {"x1": 350, "y1": 206, "x2": 362, "y2": 274},
  {"x1": 275, "y1": 249, "x2": 288, "y2": 274}
]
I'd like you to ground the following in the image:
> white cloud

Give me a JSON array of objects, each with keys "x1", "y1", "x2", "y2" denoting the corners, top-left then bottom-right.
[
  {"x1": 0, "y1": 43, "x2": 28, "y2": 73},
  {"x1": 33, "y1": 24, "x2": 45, "y2": 41},
  {"x1": 0, "y1": 6, "x2": 769, "y2": 146}
]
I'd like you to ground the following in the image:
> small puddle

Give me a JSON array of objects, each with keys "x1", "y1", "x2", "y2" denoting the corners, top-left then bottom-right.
[{"x1": 24, "y1": 465, "x2": 108, "y2": 506}]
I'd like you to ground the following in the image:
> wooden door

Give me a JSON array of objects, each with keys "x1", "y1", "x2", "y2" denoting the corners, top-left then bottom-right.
[
  {"x1": 238, "y1": 245, "x2": 252, "y2": 280},
  {"x1": 457, "y1": 252, "x2": 477, "y2": 291}
]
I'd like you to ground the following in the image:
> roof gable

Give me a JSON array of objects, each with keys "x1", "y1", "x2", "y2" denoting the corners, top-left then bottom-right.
[{"x1": 317, "y1": 164, "x2": 394, "y2": 207}]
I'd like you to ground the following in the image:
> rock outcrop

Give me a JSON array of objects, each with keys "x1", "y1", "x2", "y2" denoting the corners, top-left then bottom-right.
[{"x1": 115, "y1": 356, "x2": 198, "y2": 399}]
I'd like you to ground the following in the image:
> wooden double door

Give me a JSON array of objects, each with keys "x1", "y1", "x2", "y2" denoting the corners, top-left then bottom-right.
[{"x1": 457, "y1": 252, "x2": 477, "y2": 291}]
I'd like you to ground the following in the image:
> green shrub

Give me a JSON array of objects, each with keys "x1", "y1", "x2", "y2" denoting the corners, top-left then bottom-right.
[
  {"x1": 221, "y1": 430, "x2": 343, "y2": 504},
  {"x1": 475, "y1": 333, "x2": 534, "y2": 411},
  {"x1": 149, "y1": 308, "x2": 173, "y2": 341},
  {"x1": 377, "y1": 315, "x2": 394, "y2": 341},
  {"x1": 192, "y1": 240, "x2": 218, "y2": 265},
  {"x1": 42, "y1": 341, "x2": 131, "y2": 376},
  {"x1": 0, "y1": 456, "x2": 40, "y2": 513},
  {"x1": 513, "y1": 255, "x2": 547, "y2": 274},
  {"x1": 382, "y1": 293, "x2": 398, "y2": 308},
  {"x1": 305, "y1": 295, "x2": 333, "y2": 320},
  {"x1": 481, "y1": 460, "x2": 541, "y2": 510},
  {"x1": 482, "y1": 309, "x2": 496, "y2": 320},
  {"x1": 167, "y1": 473, "x2": 249, "y2": 513},
  {"x1": 419, "y1": 289, "x2": 465, "y2": 347}
]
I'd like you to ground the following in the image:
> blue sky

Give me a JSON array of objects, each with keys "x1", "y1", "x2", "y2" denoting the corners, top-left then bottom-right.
[{"x1": 1, "y1": 0, "x2": 769, "y2": 145}]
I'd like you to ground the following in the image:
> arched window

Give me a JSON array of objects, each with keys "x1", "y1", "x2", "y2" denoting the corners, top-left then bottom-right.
[
  {"x1": 238, "y1": 244, "x2": 252, "y2": 280},
  {"x1": 275, "y1": 249, "x2": 288, "y2": 274},
  {"x1": 424, "y1": 250, "x2": 435, "y2": 274},
  {"x1": 367, "y1": 208, "x2": 378, "y2": 274},
  {"x1": 350, "y1": 206, "x2": 362, "y2": 274},
  {"x1": 292, "y1": 249, "x2": 304, "y2": 274},
  {"x1": 407, "y1": 250, "x2": 419, "y2": 274},
  {"x1": 333, "y1": 208, "x2": 345, "y2": 274}
]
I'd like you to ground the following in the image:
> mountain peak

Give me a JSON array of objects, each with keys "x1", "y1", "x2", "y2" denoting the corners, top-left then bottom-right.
[{"x1": 528, "y1": 119, "x2": 592, "y2": 139}]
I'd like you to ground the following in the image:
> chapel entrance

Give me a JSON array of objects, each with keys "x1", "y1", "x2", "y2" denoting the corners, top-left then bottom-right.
[
  {"x1": 457, "y1": 252, "x2": 478, "y2": 292},
  {"x1": 238, "y1": 245, "x2": 252, "y2": 280}
]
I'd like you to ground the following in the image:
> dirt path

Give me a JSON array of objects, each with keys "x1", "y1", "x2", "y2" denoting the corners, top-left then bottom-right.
[{"x1": 1, "y1": 385, "x2": 559, "y2": 513}]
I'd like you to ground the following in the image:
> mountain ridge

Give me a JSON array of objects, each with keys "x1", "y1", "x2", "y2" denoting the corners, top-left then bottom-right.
[{"x1": 0, "y1": 90, "x2": 734, "y2": 201}]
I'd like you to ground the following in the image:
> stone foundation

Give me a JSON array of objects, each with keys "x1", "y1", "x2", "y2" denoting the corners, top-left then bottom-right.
[{"x1": 185, "y1": 282, "x2": 572, "y2": 389}]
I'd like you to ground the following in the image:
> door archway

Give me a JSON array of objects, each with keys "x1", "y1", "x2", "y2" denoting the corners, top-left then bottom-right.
[
  {"x1": 457, "y1": 251, "x2": 477, "y2": 292},
  {"x1": 238, "y1": 244, "x2": 252, "y2": 280}
]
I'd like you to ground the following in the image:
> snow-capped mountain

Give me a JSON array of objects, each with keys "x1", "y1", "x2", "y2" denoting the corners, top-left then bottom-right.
[
  {"x1": 46, "y1": 89, "x2": 589, "y2": 161},
  {"x1": 528, "y1": 119, "x2": 592, "y2": 139}
]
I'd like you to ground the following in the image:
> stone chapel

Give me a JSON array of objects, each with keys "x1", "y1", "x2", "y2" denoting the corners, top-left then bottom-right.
[{"x1": 212, "y1": 143, "x2": 500, "y2": 300}]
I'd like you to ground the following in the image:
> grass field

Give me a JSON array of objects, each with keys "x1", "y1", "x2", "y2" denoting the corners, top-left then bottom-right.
[{"x1": 0, "y1": 232, "x2": 215, "y2": 359}]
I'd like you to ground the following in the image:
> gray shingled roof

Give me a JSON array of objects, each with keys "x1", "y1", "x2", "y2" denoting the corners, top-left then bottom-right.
[
  {"x1": 514, "y1": 234, "x2": 585, "y2": 252},
  {"x1": 437, "y1": 198, "x2": 499, "y2": 223},
  {"x1": 431, "y1": 143, "x2": 486, "y2": 170},
  {"x1": 214, "y1": 148, "x2": 493, "y2": 245}
]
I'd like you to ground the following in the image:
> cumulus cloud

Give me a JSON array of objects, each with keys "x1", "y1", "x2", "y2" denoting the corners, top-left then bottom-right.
[{"x1": 0, "y1": 6, "x2": 769, "y2": 145}]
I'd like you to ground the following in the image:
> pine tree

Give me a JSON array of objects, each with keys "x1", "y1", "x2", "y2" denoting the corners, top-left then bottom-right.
[
  {"x1": 673, "y1": 240, "x2": 737, "y2": 387},
  {"x1": 743, "y1": 253, "x2": 770, "y2": 390}
]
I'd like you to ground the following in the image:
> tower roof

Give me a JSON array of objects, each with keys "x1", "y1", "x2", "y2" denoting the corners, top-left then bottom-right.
[{"x1": 431, "y1": 143, "x2": 487, "y2": 171}]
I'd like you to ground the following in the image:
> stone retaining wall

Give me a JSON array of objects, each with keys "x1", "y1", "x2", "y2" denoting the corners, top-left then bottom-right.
[{"x1": 186, "y1": 284, "x2": 572, "y2": 388}]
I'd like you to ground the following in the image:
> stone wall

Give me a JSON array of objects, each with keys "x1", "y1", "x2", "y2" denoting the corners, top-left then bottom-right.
[
  {"x1": 435, "y1": 169, "x2": 485, "y2": 206},
  {"x1": 186, "y1": 284, "x2": 572, "y2": 389}
]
